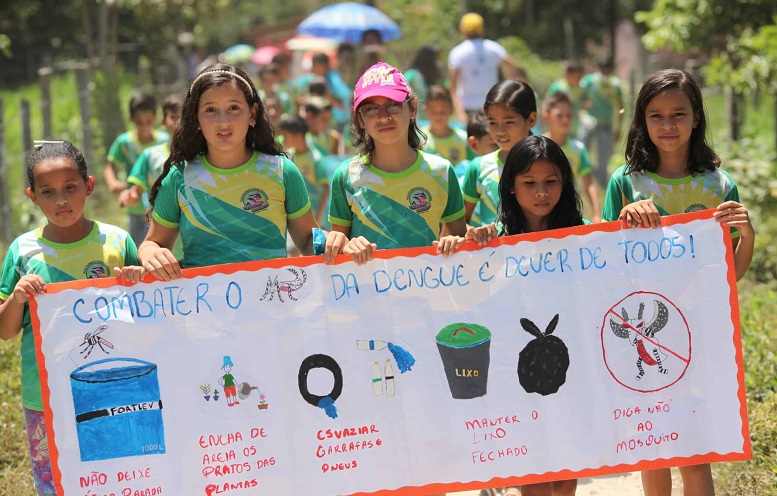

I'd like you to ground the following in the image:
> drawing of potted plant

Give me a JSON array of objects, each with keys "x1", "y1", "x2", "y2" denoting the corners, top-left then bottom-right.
[
  {"x1": 200, "y1": 384, "x2": 212, "y2": 401},
  {"x1": 257, "y1": 391, "x2": 268, "y2": 410},
  {"x1": 213, "y1": 389, "x2": 220, "y2": 401}
]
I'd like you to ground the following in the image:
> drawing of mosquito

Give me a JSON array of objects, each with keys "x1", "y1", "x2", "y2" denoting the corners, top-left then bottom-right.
[
  {"x1": 610, "y1": 300, "x2": 670, "y2": 381},
  {"x1": 79, "y1": 325, "x2": 114, "y2": 359},
  {"x1": 259, "y1": 268, "x2": 307, "y2": 302}
]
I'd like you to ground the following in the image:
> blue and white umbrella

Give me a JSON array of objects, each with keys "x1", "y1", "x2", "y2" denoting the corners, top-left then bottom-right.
[{"x1": 297, "y1": 2, "x2": 401, "y2": 44}]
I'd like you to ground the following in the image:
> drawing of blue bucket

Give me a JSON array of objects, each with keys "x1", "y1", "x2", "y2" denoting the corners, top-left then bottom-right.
[{"x1": 70, "y1": 358, "x2": 165, "y2": 462}]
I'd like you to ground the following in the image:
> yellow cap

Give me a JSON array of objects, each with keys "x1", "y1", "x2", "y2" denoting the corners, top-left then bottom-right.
[{"x1": 460, "y1": 13, "x2": 484, "y2": 37}]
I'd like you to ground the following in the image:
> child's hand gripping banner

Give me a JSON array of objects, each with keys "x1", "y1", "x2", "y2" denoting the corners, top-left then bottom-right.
[{"x1": 31, "y1": 210, "x2": 750, "y2": 496}]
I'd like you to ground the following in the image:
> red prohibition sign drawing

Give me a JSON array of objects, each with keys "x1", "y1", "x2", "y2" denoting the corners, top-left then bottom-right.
[{"x1": 601, "y1": 291, "x2": 691, "y2": 393}]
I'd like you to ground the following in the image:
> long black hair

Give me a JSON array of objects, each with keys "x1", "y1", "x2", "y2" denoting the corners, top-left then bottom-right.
[
  {"x1": 625, "y1": 68, "x2": 719, "y2": 175},
  {"x1": 498, "y1": 135, "x2": 583, "y2": 235},
  {"x1": 147, "y1": 63, "x2": 285, "y2": 214},
  {"x1": 408, "y1": 44, "x2": 442, "y2": 87},
  {"x1": 483, "y1": 79, "x2": 537, "y2": 120}
]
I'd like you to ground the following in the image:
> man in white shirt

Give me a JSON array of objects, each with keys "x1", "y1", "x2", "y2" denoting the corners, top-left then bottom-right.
[{"x1": 448, "y1": 13, "x2": 519, "y2": 124}]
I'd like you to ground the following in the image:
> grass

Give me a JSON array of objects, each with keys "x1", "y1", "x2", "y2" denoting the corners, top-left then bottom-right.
[
  {"x1": 1, "y1": 72, "x2": 777, "y2": 494},
  {"x1": 0, "y1": 337, "x2": 35, "y2": 494},
  {"x1": 707, "y1": 92, "x2": 777, "y2": 493},
  {"x1": 715, "y1": 286, "x2": 777, "y2": 495}
]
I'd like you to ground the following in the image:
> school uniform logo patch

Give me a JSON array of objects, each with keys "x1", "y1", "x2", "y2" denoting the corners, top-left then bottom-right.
[
  {"x1": 84, "y1": 261, "x2": 109, "y2": 279},
  {"x1": 684, "y1": 203, "x2": 706, "y2": 213},
  {"x1": 407, "y1": 187, "x2": 432, "y2": 213},
  {"x1": 241, "y1": 188, "x2": 270, "y2": 213}
]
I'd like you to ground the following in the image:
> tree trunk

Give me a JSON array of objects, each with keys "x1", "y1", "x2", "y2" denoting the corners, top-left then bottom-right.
[
  {"x1": 39, "y1": 67, "x2": 53, "y2": 140},
  {"x1": 21, "y1": 99, "x2": 32, "y2": 170},
  {"x1": 76, "y1": 64, "x2": 94, "y2": 173},
  {"x1": 727, "y1": 86, "x2": 741, "y2": 142},
  {"x1": 610, "y1": 0, "x2": 617, "y2": 63},
  {"x1": 0, "y1": 96, "x2": 13, "y2": 245},
  {"x1": 525, "y1": 0, "x2": 535, "y2": 48},
  {"x1": 96, "y1": 0, "x2": 124, "y2": 154},
  {"x1": 98, "y1": 0, "x2": 108, "y2": 67},
  {"x1": 81, "y1": 0, "x2": 95, "y2": 61}
]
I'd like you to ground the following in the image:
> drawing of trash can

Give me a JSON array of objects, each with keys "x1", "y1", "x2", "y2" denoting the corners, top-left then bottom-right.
[
  {"x1": 436, "y1": 323, "x2": 492, "y2": 399},
  {"x1": 70, "y1": 358, "x2": 165, "y2": 462}
]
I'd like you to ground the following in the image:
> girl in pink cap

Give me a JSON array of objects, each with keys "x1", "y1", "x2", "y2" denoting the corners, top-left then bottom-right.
[{"x1": 328, "y1": 62, "x2": 467, "y2": 264}]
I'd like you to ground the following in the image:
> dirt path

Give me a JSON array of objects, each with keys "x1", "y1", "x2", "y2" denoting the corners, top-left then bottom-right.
[{"x1": 576, "y1": 472, "x2": 645, "y2": 495}]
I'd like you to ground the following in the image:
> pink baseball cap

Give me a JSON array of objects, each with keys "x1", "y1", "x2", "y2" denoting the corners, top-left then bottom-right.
[{"x1": 353, "y1": 62, "x2": 411, "y2": 110}]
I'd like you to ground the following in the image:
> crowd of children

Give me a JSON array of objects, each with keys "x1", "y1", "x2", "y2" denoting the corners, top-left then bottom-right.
[{"x1": 0, "y1": 16, "x2": 755, "y2": 495}]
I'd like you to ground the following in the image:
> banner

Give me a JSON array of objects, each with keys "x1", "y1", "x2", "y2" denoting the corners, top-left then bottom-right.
[{"x1": 31, "y1": 211, "x2": 750, "y2": 496}]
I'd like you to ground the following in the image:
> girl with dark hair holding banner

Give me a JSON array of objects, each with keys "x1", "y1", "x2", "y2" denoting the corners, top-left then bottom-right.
[
  {"x1": 137, "y1": 64, "x2": 346, "y2": 279},
  {"x1": 603, "y1": 68, "x2": 754, "y2": 496}
]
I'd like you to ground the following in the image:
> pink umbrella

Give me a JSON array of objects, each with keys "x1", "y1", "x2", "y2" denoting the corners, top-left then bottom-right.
[{"x1": 252, "y1": 46, "x2": 281, "y2": 66}]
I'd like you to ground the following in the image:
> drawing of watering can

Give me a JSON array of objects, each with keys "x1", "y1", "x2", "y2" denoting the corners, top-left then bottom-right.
[{"x1": 238, "y1": 382, "x2": 259, "y2": 400}]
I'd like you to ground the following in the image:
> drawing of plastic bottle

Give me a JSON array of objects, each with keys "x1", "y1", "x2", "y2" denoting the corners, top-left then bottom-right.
[
  {"x1": 385, "y1": 359, "x2": 395, "y2": 396},
  {"x1": 357, "y1": 340, "x2": 388, "y2": 351},
  {"x1": 372, "y1": 362, "x2": 383, "y2": 396}
]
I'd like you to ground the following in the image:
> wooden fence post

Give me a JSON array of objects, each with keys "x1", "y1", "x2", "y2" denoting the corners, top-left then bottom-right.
[
  {"x1": 39, "y1": 67, "x2": 54, "y2": 139},
  {"x1": 727, "y1": 86, "x2": 742, "y2": 142},
  {"x1": 0, "y1": 96, "x2": 13, "y2": 245},
  {"x1": 75, "y1": 63, "x2": 94, "y2": 172},
  {"x1": 21, "y1": 98, "x2": 32, "y2": 179}
]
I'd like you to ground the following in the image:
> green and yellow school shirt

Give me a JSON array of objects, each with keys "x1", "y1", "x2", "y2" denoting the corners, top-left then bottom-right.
[
  {"x1": 107, "y1": 130, "x2": 169, "y2": 215},
  {"x1": 461, "y1": 150, "x2": 502, "y2": 227},
  {"x1": 152, "y1": 152, "x2": 311, "y2": 267},
  {"x1": 329, "y1": 151, "x2": 465, "y2": 249},
  {"x1": 306, "y1": 131, "x2": 338, "y2": 157},
  {"x1": 554, "y1": 137, "x2": 592, "y2": 179},
  {"x1": 291, "y1": 147, "x2": 329, "y2": 221},
  {"x1": 0, "y1": 222, "x2": 137, "y2": 410},
  {"x1": 547, "y1": 79, "x2": 587, "y2": 134},
  {"x1": 127, "y1": 143, "x2": 185, "y2": 259},
  {"x1": 580, "y1": 72, "x2": 623, "y2": 126},
  {"x1": 602, "y1": 165, "x2": 741, "y2": 238},
  {"x1": 127, "y1": 143, "x2": 169, "y2": 202},
  {"x1": 421, "y1": 126, "x2": 475, "y2": 166}
]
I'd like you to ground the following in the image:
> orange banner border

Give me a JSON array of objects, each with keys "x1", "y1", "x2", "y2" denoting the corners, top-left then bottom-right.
[{"x1": 29, "y1": 209, "x2": 749, "y2": 495}]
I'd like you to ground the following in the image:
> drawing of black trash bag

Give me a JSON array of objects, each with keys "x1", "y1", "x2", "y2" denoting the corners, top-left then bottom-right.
[
  {"x1": 436, "y1": 323, "x2": 492, "y2": 399},
  {"x1": 517, "y1": 314, "x2": 570, "y2": 395}
]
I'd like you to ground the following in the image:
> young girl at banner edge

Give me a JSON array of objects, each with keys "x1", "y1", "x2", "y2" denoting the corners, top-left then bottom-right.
[
  {"x1": 461, "y1": 79, "x2": 537, "y2": 243},
  {"x1": 328, "y1": 62, "x2": 467, "y2": 265},
  {"x1": 602, "y1": 68, "x2": 754, "y2": 496},
  {"x1": 442, "y1": 135, "x2": 584, "y2": 495},
  {"x1": 139, "y1": 64, "x2": 347, "y2": 280},
  {"x1": 0, "y1": 141, "x2": 143, "y2": 495}
]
